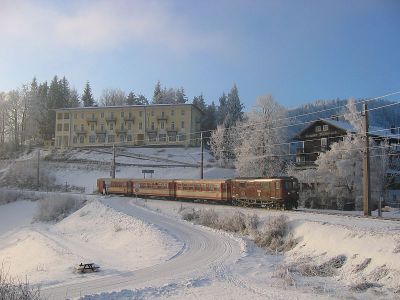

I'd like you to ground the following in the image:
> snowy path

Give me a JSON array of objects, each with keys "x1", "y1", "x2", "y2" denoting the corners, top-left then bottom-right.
[{"x1": 41, "y1": 197, "x2": 244, "y2": 299}]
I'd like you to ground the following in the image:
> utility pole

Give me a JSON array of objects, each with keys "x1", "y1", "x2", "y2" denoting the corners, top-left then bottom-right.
[
  {"x1": 111, "y1": 144, "x2": 116, "y2": 179},
  {"x1": 200, "y1": 132, "x2": 204, "y2": 179},
  {"x1": 362, "y1": 103, "x2": 371, "y2": 216},
  {"x1": 37, "y1": 149, "x2": 40, "y2": 190}
]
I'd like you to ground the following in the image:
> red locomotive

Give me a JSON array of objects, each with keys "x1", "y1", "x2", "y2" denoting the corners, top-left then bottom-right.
[{"x1": 97, "y1": 177, "x2": 299, "y2": 210}]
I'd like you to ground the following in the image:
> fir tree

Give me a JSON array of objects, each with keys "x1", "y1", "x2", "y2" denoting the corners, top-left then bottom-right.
[
  {"x1": 152, "y1": 81, "x2": 162, "y2": 104},
  {"x1": 217, "y1": 92, "x2": 228, "y2": 125},
  {"x1": 175, "y1": 87, "x2": 188, "y2": 103},
  {"x1": 82, "y1": 81, "x2": 95, "y2": 107},
  {"x1": 126, "y1": 91, "x2": 136, "y2": 105},
  {"x1": 225, "y1": 84, "x2": 243, "y2": 127},
  {"x1": 137, "y1": 94, "x2": 149, "y2": 105},
  {"x1": 192, "y1": 94, "x2": 207, "y2": 111},
  {"x1": 69, "y1": 88, "x2": 80, "y2": 107}
]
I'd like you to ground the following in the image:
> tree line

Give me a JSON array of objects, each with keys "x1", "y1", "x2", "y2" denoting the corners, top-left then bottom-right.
[{"x1": 0, "y1": 76, "x2": 245, "y2": 152}]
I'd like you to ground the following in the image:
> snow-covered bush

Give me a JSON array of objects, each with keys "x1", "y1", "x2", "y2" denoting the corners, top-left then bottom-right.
[
  {"x1": 0, "y1": 189, "x2": 21, "y2": 205},
  {"x1": 34, "y1": 194, "x2": 86, "y2": 222},
  {"x1": 253, "y1": 215, "x2": 296, "y2": 252},
  {"x1": 2, "y1": 160, "x2": 56, "y2": 190},
  {"x1": 295, "y1": 255, "x2": 347, "y2": 277},
  {"x1": 0, "y1": 267, "x2": 41, "y2": 300}
]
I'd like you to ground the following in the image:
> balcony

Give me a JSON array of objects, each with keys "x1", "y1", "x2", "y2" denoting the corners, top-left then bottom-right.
[
  {"x1": 86, "y1": 117, "x2": 97, "y2": 123},
  {"x1": 95, "y1": 129, "x2": 107, "y2": 135},
  {"x1": 116, "y1": 129, "x2": 127, "y2": 134},
  {"x1": 122, "y1": 116, "x2": 134, "y2": 123},
  {"x1": 296, "y1": 147, "x2": 305, "y2": 154},
  {"x1": 75, "y1": 129, "x2": 87, "y2": 135},
  {"x1": 105, "y1": 116, "x2": 117, "y2": 123},
  {"x1": 157, "y1": 115, "x2": 168, "y2": 121}
]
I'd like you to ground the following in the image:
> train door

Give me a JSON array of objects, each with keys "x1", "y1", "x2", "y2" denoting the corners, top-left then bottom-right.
[
  {"x1": 270, "y1": 181, "x2": 276, "y2": 199},
  {"x1": 127, "y1": 181, "x2": 133, "y2": 195},
  {"x1": 169, "y1": 182, "x2": 176, "y2": 199},
  {"x1": 98, "y1": 180, "x2": 105, "y2": 194}
]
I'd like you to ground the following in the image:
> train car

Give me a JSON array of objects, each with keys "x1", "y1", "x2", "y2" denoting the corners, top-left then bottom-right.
[
  {"x1": 231, "y1": 177, "x2": 299, "y2": 209},
  {"x1": 97, "y1": 178, "x2": 132, "y2": 195},
  {"x1": 131, "y1": 179, "x2": 175, "y2": 198},
  {"x1": 174, "y1": 179, "x2": 231, "y2": 203}
]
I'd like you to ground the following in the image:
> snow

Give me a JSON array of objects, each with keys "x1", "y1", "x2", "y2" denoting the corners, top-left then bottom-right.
[
  {"x1": 0, "y1": 200, "x2": 182, "y2": 287},
  {"x1": 1, "y1": 147, "x2": 400, "y2": 299}
]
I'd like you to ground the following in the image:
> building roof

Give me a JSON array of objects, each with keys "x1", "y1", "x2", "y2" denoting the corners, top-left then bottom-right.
[
  {"x1": 55, "y1": 103, "x2": 202, "y2": 112},
  {"x1": 296, "y1": 117, "x2": 400, "y2": 141}
]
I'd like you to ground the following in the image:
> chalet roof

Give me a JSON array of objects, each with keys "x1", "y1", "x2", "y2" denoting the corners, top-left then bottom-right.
[{"x1": 295, "y1": 118, "x2": 400, "y2": 141}]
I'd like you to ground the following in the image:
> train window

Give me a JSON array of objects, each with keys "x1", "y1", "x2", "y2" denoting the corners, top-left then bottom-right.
[
  {"x1": 239, "y1": 182, "x2": 246, "y2": 188},
  {"x1": 262, "y1": 182, "x2": 269, "y2": 189},
  {"x1": 284, "y1": 182, "x2": 292, "y2": 189},
  {"x1": 183, "y1": 184, "x2": 187, "y2": 190},
  {"x1": 201, "y1": 184, "x2": 206, "y2": 191},
  {"x1": 196, "y1": 184, "x2": 201, "y2": 191},
  {"x1": 276, "y1": 181, "x2": 281, "y2": 190}
]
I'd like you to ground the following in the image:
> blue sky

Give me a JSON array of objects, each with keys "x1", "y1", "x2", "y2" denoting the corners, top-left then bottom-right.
[{"x1": 0, "y1": 0, "x2": 399, "y2": 110}]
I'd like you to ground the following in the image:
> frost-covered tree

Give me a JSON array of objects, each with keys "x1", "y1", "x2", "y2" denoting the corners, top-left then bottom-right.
[
  {"x1": 175, "y1": 87, "x2": 188, "y2": 103},
  {"x1": 234, "y1": 94, "x2": 287, "y2": 177},
  {"x1": 99, "y1": 88, "x2": 126, "y2": 106},
  {"x1": 210, "y1": 125, "x2": 228, "y2": 166}
]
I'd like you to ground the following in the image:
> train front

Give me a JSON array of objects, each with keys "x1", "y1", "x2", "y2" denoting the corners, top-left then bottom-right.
[{"x1": 282, "y1": 177, "x2": 299, "y2": 209}]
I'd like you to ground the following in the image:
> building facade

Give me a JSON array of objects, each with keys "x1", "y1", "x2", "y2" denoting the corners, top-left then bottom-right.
[{"x1": 55, "y1": 104, "x2": 202, "y2": 148}]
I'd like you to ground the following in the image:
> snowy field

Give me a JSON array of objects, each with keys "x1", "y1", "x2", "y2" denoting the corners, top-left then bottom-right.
[{"x1": 1, "y1": 147, "x2": 400, "y2": 299}]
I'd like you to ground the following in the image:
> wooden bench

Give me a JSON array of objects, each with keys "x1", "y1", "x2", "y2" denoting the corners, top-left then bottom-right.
[{"x1": 75, "y1": 263, "x2": 100, "y2": 273}]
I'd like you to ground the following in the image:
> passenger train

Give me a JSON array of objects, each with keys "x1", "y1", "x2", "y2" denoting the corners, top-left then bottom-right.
[{"x1": 97, "y1": 177, "x2": 299, "y2": 210}]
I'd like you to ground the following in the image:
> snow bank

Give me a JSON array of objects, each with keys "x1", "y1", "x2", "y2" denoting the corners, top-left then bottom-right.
[
  {"x1": 288, "y1": 220, "x2": 400, "y2": 292},
  {"x1": 0, "y1": 200, "x2": 182, "y2": 286}
]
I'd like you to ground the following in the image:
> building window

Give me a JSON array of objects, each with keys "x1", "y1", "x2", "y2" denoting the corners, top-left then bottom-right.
[
  {"x1": 161, "y1": 121, "x2": 164, "y2": 129},
  {"x1": 64, "y1": 124, "x2": 69, "y2": 131},
  {"x1": 181, "y1": 121, "x2": 184, "y2": 129},
  {"x1": 108, "y1": 135, "x2": 115, "y2": 143},
  {"x1": 64, "y1": 113, "x2": 69, "y2": 119},
  {"x1": 119, "y1": 134, "x2": 125, "y2": 142},
  {"x1": 178, "y1": 134, "x2": 186, "y2": 141},
  {"x1": 151, "y1": 122, "x2": 155, "y2": 130},
  {"x1": 127, "y1": 135, "x2": 132, "y2": 142},
  {"x1": 161, "y1": 111, "x2": 165, "y2": 117},
  {"x1": 89, "y1": 135, "x2": 96, "y2": 144},
  {"x1": 110, "y1": 123, "x2": 114, "y2": 130},
  {"x1": 98, "y1": 135, "x2": 105, "y2": 143},
  {"x1": 57, "y1": 124, "x2": 62, "y2": 131},
  {"x1": 321, "y1": 137, "x2": 327, "y2": 146},
  {"x1": 91, "y1": 124, "x2": 94, "y2": 131},
  {"x1": 74, "y1": 124, "x2": 77, "y2": 131},
  {"x1": 171, "y1": 122, "x2": 175, "y2": 130},
  {"x1": 139, "y1": 122, "x2": 142, "y2": 130},
  {"x1": 81, "y1": 124, "x2": 84, "y2": 131},
  {"x1": 101, "y1": 124, "x2": 104, "y2": 131},
  {"x1": 73, "y1": 136, "x2": 77, "y2": 144},
  {"x1": 323, "y1": 125, "x2": 329, "y2": 131},
  {"x1": 168, "y1": 133, "x2": 176, "y2": 142},
  {"x1": 101, "y1": 112, "x2": 104, "y2": 118},
  {"x1": 181, "y1": 110, "x2": 185, "y2": 116},
  {"x1": 57, "y1": 113, "x2": 63, "y2": 120},
  {"x1": 79, "y1": 135, "x2": 84, "y2": 143},
  {"x1": 171, "y1": 110, "x2": 174, "y2": 116},
  {"x1": 159, "y1": 134, "x2": 166, "y2": 142},
  {"x1": 148, "y1": 133, "x2": 156, "y2": 142},
  {"x1": 315, "y1": 125, "x2": 321, "y2": 132},
  {"x1": 121, "y1": 111, "x2": 124, "y2": 117},
  {"x1": 128, "y1": 122, "x2": 132, "y2": 130},
  {"x1": 121, "y1": 123, "x2": 124, "y2": 131}
]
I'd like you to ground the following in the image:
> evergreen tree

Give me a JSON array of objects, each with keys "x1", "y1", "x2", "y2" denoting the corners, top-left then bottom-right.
[
  {"x1": 217, "y1": 92, "x2": 228, "y2": 125},
  {"x1": 60, "y1": 76, "x2": 70, "y2": 108},
  {"x1": 192, "y1": 94, "x2": 207, "y2": 111},
  {"x1": 69, "y1": 88, "x2": 80, "y2": 107},
  {"x1": 225, "y1": 84, "x2": 243, "y2": 127},
  {"x1": 152, "y1": 81, "x2": 162, "y2": 104},
  {"x1": 203, "y1": 101, "x2": 217, "y2": 134},
  {"x1": 137, "y1": 94, "x2": 149, "y2": 105},
  {"x1": 126, "y1": 91, "x2": 136, "y2": 105},
  {"x1": 175, "y1": 87, "x2": 188, "y2": 103},
  {"x1": 82, "y1": 81, "x2": 95, "y2": 107}
]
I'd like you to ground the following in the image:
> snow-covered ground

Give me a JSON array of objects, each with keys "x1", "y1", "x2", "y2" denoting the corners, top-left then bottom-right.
[{"x1": 1, "y1": 147, "x2": 400, "y2": 299}]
